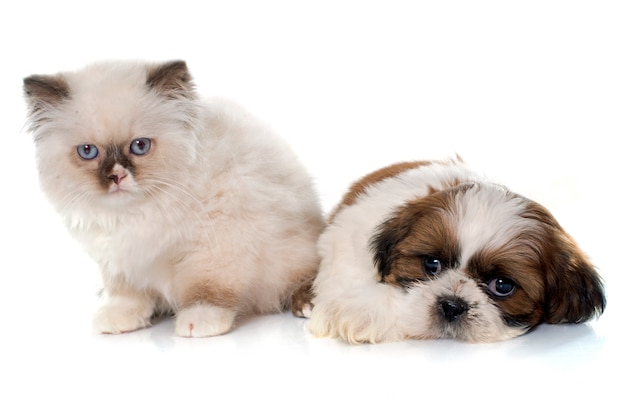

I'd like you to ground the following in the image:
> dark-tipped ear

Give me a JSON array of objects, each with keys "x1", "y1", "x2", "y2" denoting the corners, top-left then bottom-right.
[
  {"x1": 23, "y1": 74, "x2": 70, "y2": 113},
  {"x1": 146, "y1": 60, "x2": 194, "y2": 98},
  {"x1": 370, "y1": 212, "x2": 414, "y2": 280},
  {"x1": 543, "y1": 232, "x2": 606, "y2": 324}
]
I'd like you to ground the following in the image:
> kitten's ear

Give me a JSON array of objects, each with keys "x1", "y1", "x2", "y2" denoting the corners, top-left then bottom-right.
[
  {"x1": 147, "y1": 60, "x2": 195, "y2": 99},
  {"x1": 23, "y1": 74, "x2": 70, "y2": 113},
  {"x1": 23, "y1": 74, "x2": 70, "y2": 136}
]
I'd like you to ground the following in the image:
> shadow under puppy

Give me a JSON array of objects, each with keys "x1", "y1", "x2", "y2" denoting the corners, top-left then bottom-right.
[
  {"x1": 23, "y1": 60, "x2": 324, "y2": 337},
  {"x1": 295, "y1": 158, "x2": 605, "y2": 343}
]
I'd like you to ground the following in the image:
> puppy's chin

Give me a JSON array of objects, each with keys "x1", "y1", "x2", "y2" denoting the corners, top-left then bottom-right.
[
  {"x1": 401, "y1": 273, "x2": 529, "y2": 343},
  {"x1": 307, "y1": 276, "x2": 526, "y2": 344}
]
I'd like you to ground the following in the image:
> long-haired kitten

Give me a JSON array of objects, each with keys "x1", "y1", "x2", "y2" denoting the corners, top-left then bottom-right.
[{"x1": 23, "y1": 60, "x2": 324, "y2": 337}]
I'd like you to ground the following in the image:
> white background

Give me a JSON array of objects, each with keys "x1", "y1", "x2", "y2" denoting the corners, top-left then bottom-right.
[{"x1": 1, "y1": 1, "x2": 624, "y2": 412}]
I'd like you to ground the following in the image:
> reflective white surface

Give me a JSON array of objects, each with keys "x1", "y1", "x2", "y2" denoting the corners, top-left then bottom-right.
[{"x1": 1, "y1": 1, "x2": 624, "y2": 412}]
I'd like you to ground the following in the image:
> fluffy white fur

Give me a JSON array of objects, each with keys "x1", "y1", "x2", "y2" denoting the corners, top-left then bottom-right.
[{"x1": 24, "y1": 60, "x2": 324, "y2": 337}]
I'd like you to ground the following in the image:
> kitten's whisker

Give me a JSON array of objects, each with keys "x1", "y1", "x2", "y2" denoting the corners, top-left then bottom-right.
[
  {"x1": 142, "y1": 179, "x2": 218, "y2": 253},
  {"x1": 58, "y1": 188, "x2": 94, "y2": 214}
]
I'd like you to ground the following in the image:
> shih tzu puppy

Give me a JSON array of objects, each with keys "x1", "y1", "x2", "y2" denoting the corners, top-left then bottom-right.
[{"x1": 300, "y1": 157, "x2": 605, "y2": 343}]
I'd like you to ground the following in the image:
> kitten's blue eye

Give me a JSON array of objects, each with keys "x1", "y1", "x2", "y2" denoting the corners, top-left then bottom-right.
[
  {"x1": 487, "y1": 277, "x2": 516, "y2": 298},
  {"x1": 130, "y1": 138, "x2": 151, "y2": 155},
  {"x1": 77, "y1": 144, "x2": 99, "y2": 160}
]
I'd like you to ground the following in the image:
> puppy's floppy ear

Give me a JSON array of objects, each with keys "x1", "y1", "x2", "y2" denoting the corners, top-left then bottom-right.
[
  {"x1": 146, "y1": 60, "x2": 195, "y2": 99},
  {"x1": 370, "y1": 191, "x2": 458, "y2": 281},
  {"x1": 525, "y1": 203, "x2": 606, "y2": 324},
  {"x1": 543, "y1": 232, "x2": 606, "y2": 324},
  {"x1": 370, "y1": 210, "x2": 414, "y2": 280}
]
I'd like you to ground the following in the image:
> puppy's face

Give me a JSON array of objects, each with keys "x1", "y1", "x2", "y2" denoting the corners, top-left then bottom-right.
[{"x1": 371, "y1": 182, "x2": 605, "y2": 342}]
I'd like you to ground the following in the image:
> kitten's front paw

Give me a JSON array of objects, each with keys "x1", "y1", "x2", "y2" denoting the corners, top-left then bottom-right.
[
  {"x1": 175, "y1": 304, "x2": 237, "y2": 338},
  {"x1": 291, "y1": 281, "x2": 314, "y2": 318},
  {"x1": 93, "y1": 296, "x2": 155, "y2": 334}
]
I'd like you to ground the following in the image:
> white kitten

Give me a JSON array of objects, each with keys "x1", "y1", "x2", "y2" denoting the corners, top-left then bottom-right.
[{"x1": 23, "y1": 60, "x2": 324, "y2": 337}]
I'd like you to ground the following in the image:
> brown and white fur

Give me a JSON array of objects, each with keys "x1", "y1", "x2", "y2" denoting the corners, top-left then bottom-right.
[
  {"x1": 299, "y1": 158, "x2": 605, "y2": 343},
  {"x1": 23, "y1": 60, "x2": 324, "y2": 337}
]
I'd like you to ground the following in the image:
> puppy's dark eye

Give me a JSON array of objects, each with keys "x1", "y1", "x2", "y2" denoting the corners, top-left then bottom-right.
[
  {"x1": 487, "y1": 277, "x2": 516, "y2": 297},
  {"x1": 422, "y1": 256, "x2": 443, "y2": 276}
]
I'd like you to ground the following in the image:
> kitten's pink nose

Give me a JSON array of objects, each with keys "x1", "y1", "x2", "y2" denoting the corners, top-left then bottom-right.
[{"x1": 108, "y1": 174, "x2": 127, "y2": 185}]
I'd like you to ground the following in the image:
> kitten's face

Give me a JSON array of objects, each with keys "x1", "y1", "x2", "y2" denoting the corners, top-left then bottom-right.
[
  {"x1": 24, "y1": 61, "x2": 199, "y2": 214},
  {"x1": 58, "y1": 134, "x2": 154, "y2": 207}
]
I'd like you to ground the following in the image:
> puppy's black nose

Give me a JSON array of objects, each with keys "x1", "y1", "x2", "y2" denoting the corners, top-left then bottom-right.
[{"x1": 440, "y1": 298, "x2": 468, "y2": 322}]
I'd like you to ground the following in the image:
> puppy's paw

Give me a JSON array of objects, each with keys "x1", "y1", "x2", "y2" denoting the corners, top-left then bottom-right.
[
  {"x1": 175, "y1": 304, "x2": 237, "y2": 338},
  {"x1": 93, "y1": 296, "x2": 155, "y2": 334}
]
